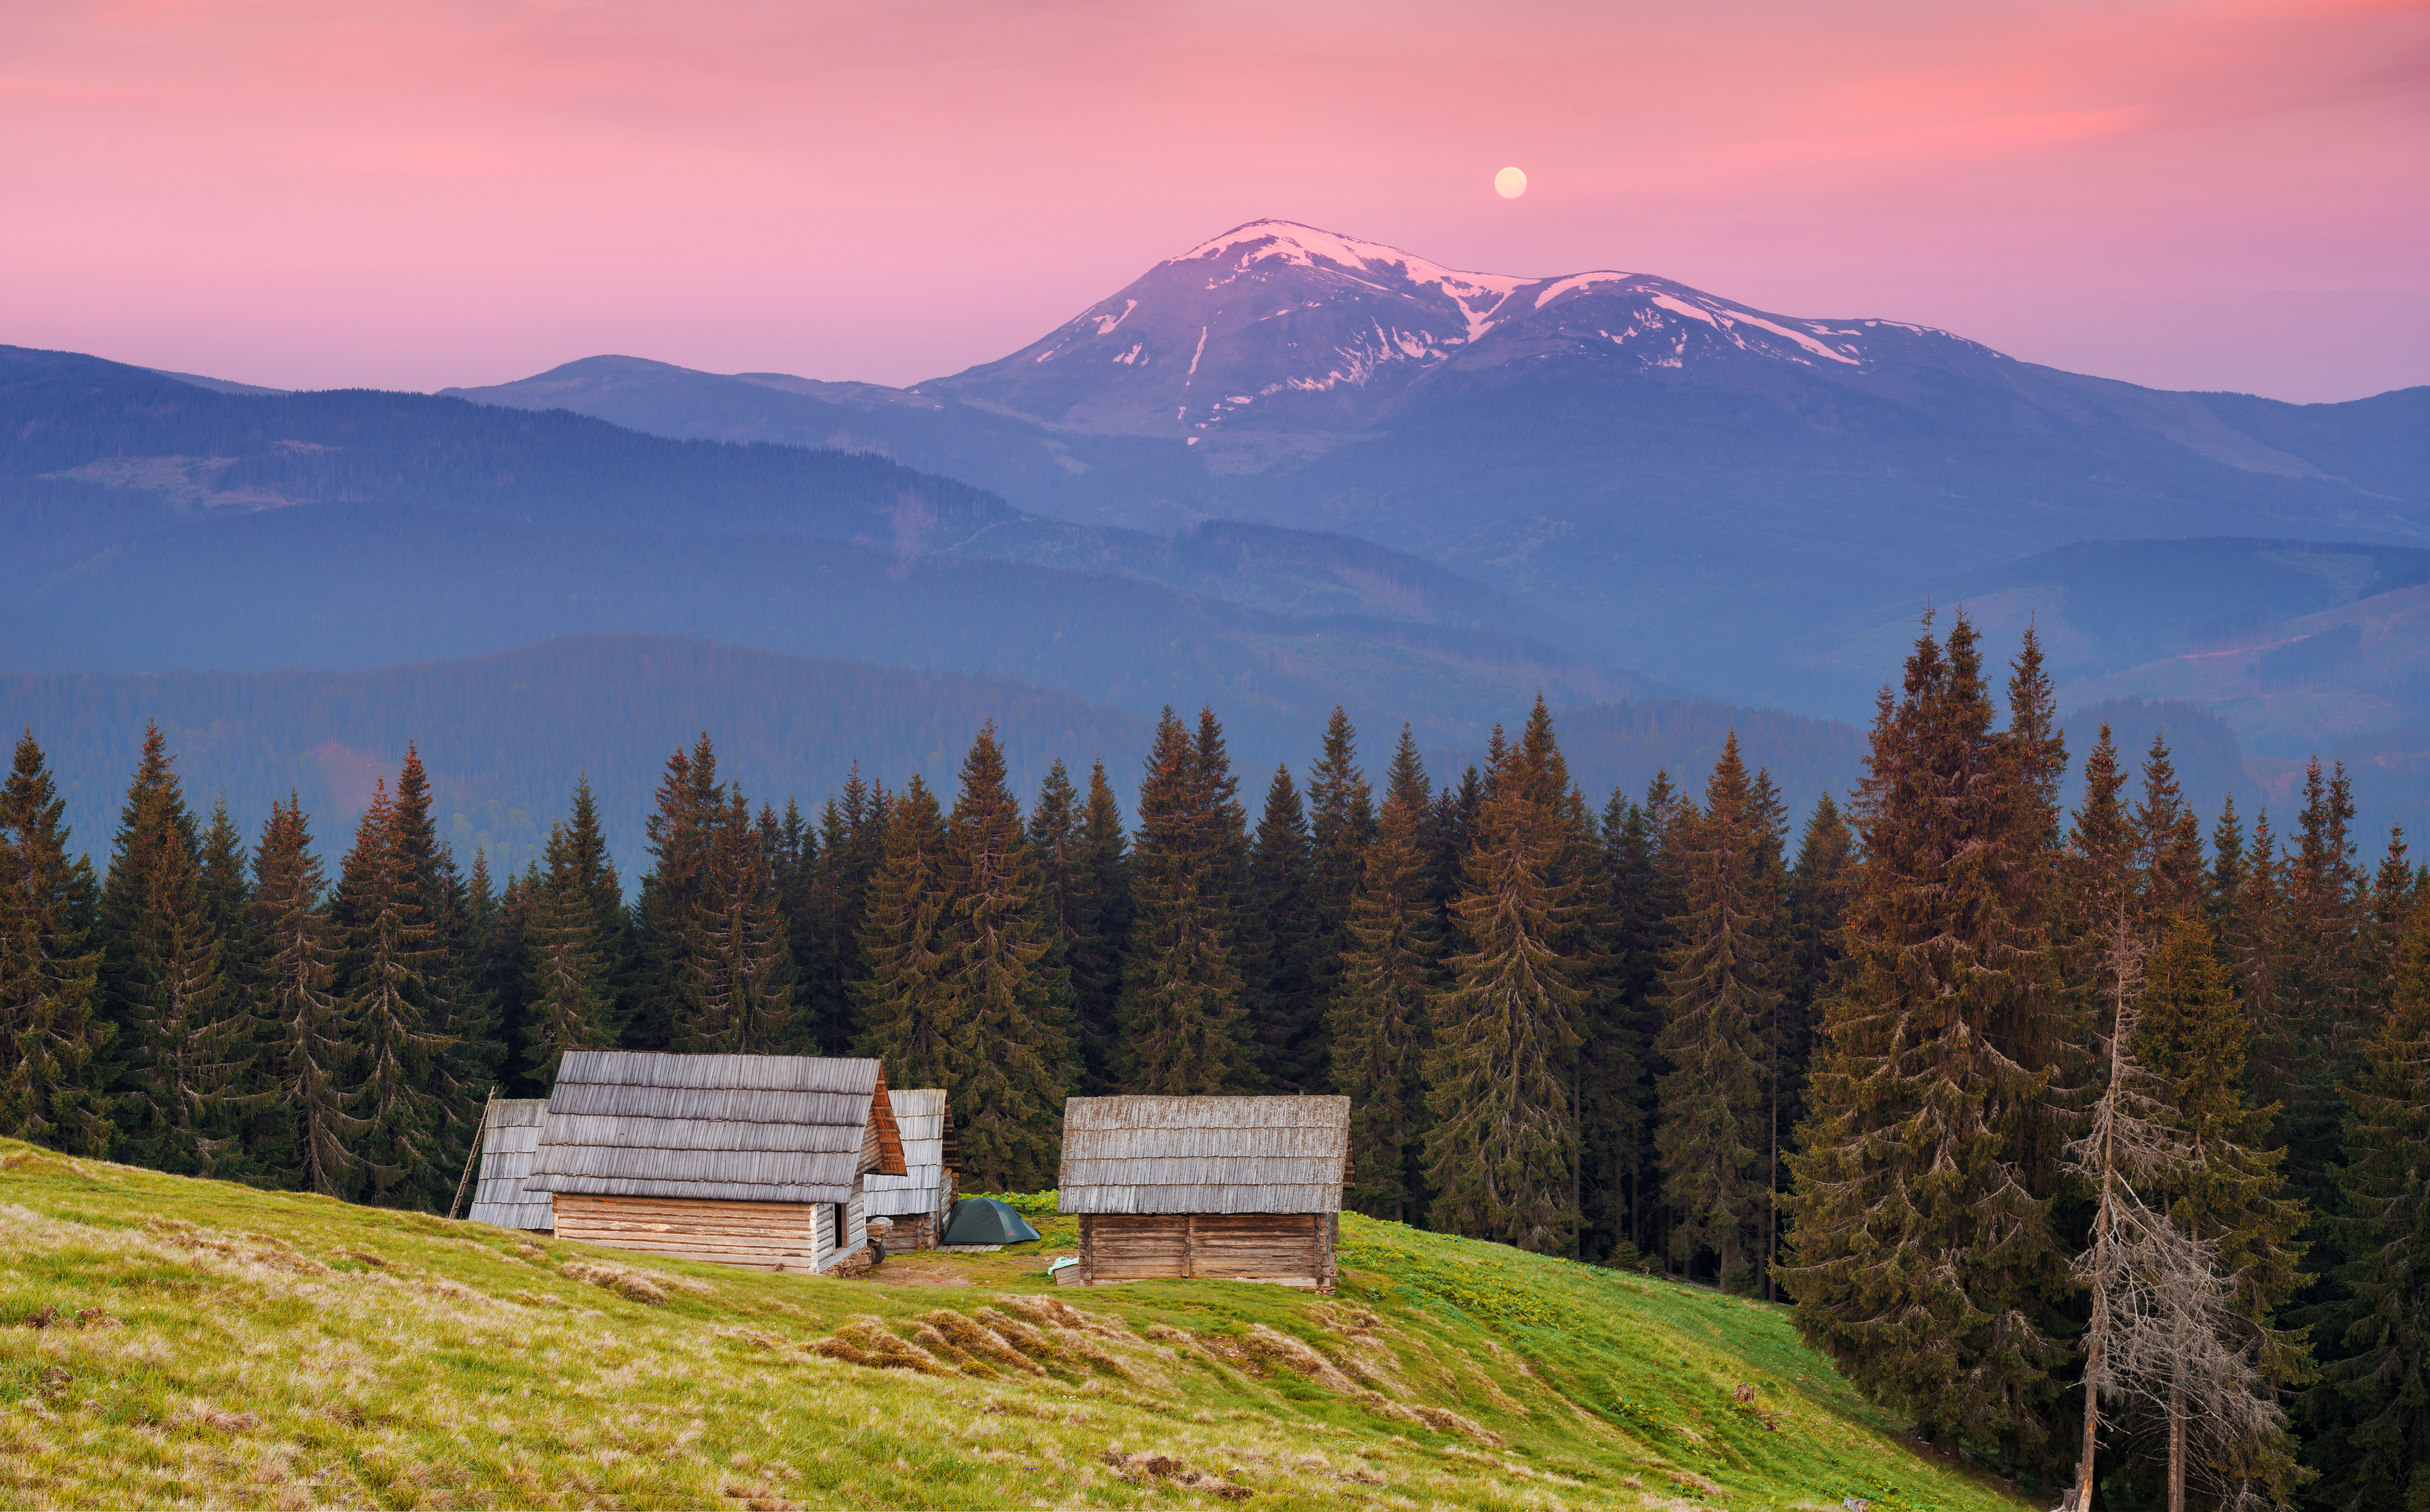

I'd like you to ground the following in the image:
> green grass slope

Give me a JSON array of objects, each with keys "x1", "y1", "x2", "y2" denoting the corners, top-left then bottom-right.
[{"x1": 1, "y1": 1143, "x2": 2029, "y2": 1511}]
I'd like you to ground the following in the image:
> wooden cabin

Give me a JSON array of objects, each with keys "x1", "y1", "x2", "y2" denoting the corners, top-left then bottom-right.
[
  {"x1": 1056, "y1": 1095, "x2": 1351, "y2": 1290},
  {"x1": 863, "y1": 1089, "x2": 957, "y2": 1250},
  {"x1": 465, "y1": 1098, "x2": 554, "y2": 1232},
  {"x1": 524, "y1": 1050, "x2": 906, "y2": 1274}
]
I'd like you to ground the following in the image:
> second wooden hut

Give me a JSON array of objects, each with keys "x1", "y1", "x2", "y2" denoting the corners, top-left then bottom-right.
[
  {"x1": 863, "y1": 1088, "x2": 956, "y2": 1249},
  {"x1": 1056, "y1": 1095, "x2": 1351, "y2": 1290},
  {"x1": 524, "y1": 1050, "x2": 905, "y2": 1273},
  {"x1": 465, "y1": 1098, "x2": 553, "y2": 1232}
]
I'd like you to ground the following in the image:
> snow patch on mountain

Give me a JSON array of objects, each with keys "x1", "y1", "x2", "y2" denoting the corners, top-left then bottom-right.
[
  {"x1": 1177, "y1": 220, "x2": 1523, "y2": 341},
  {"x1": 1533, "y1": 272, "x2": 1637, "y2": 309}
]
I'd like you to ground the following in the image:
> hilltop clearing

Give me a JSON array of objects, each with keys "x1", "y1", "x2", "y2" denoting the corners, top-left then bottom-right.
[{"x1": 0, "y1": 1143, "x2": 2029, "y2": 1510}]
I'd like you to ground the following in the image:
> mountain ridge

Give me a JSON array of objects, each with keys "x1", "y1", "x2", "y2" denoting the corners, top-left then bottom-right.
[{"x1": 433, "y1": 221, "x2": 2429, "y2": 710}]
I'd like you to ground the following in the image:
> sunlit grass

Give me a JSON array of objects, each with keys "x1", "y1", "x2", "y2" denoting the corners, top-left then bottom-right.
[{"x1": 1, "y1": 1141, "x2": 2030, "y2": 1510}]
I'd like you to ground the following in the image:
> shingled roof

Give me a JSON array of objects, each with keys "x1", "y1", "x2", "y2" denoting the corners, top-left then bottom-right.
[
  {"x1": 865, "y1": 1089, "x2": 954, "y2": 1218},
  {"x1": 525, "y1": 1051, "x2": 905, "y2": 1206},
  {"x1": 1058, "y1": 1095, "x2": 1352, "y2": 1215},
  {"x1": 465, "y1": 1099, "x2": 552, "y2": 1230}
]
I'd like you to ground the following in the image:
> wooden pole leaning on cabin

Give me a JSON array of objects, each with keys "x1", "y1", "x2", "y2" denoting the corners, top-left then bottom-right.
[
  {"x1": 1183, "y1": 1214, "x2": 1196, "y2": 1279},
  {"x1": 448, "y1": 1087, "x2": 500, "y2": 1222}
]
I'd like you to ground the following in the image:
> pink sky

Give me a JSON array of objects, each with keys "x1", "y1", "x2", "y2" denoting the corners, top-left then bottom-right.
[{"x1": 5, "y1": 0, "x2": 2426, "y2": 402}]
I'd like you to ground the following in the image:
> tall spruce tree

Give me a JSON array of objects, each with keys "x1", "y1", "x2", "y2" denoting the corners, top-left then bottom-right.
[
  {"x1": 1243, "y1": 764, "x2": 1318, "y2": 1090},
  {"x1": 0, "y1": 730, "x2": 107, "y2": 1153},
  {"x1": 855, "y1": 776, "x2": 954, "y2": 1088},
  {"x1": 2135, "y1": 736, "x2": 2207, "y2": 926},
  {"x1": 97, "y1": 724, "x2": 198, "y2": 1100},
  {"x1": 335, "y1": 778, "x2": 455, "y2": 1206},
  {"x1": 2364, "y1": 827, "x2": 2415, "y2": 1032},
  {"x1": 556, "y1": 777, "x2": 631, "y2": 1024},
  {"x1": 677, "y1": 785, "x2": 794, "y2": 1053},
  {"x1": 2066, "y1": 726, "x2": 2137, "y2": 1031},
  {"x1": 631, "y1": 735, "x2": 724, "y2": 1050},
  {"x1": 103, "y1": 728, "x2": 252, "y2": 1175},
  {"x1": 523, "y1": 817, "x2": 619, "y2": 1082},
  {"x1": 2135, "y1": 910, "x2": 2312, "y2": 1505},
  {"x1": 1777, "y1": 794, "x2": 1854, "y2": 1283},
  {"x1": 1781, "y1": 614, "x2": 2075, "y2": 1466},
  {"x1": 1654, "y1": 733, "x2": 1786, "y2": 1293},
  {"x1": 465, "y1": 857, "x2": 538, "y2": 1097},
  {"x1": 2208, "y1": 796, "x2": 2247, "y2": 947},
  {"x1": 2274, "y1": 759, "x2": 2366, "y2": 1222},
  {"x1": 804, "y1": 768, "x2": 888, "y2": 1055},
  {"x1": 769, "y1": 796, "x2": 820, "y2": 1048},
  {"x1": 1073, "y1": 760, "x2": 1131, "y2": 1089},
  {"x1": 1306, "y1": 706, "x2": 1376, "y2": 1075},
  {"x1": 1029, "y1": 761, "x2": 1087, "y2": 952},
  {"x1": 1424, "y1": 704, "x2": 1583, "y2": 1254},
  {"x1": 1025, "y1": 762, "x2": 1088, "y2": 1050},
  {"x1": 197, "y1": 797, "x2": 253, "y2": 976},
  {"x1": 394, "y1": 747, "x2": 495, "y2": 1196},
  {"x1": 2314, "y1": 893, "x2": 2430, "y2": 1512},
  {"x1": 252, "y1": 796, "x2": 363, "y2": 1193},
  {"x1": 939, "y1": 725, "x2": 1068, "y2": 1190},
  {"x1": 1591, "y1": 788, "x2": 1663, "y2": 1263},
  {"x1": 1115, "y1": 709, "x2": 1250, "y2": 1093},
  {"x1": 1329, "y1": 726, "x2": 1437, "y2": 1222}
]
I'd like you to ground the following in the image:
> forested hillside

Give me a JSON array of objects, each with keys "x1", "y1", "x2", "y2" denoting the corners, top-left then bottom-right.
[{"x1": 9, "y1": 612, "x2": 2430, "y2": 1503}]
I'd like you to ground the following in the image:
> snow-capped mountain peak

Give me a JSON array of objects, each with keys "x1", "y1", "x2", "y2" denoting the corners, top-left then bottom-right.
[{"x1": 920, "y1": 219, "x2": 2001, "y2": 439}]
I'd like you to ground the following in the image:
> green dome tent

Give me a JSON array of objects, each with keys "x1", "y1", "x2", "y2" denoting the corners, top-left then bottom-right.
[{"x1": 942, "y1": 1196, "x2": 1041, "y2": 1245}]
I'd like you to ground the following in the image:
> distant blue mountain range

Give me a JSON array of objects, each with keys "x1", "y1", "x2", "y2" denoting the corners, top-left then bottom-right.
[{"x1": 9, "y1": 219, "x2": 2430, "y2": 848}]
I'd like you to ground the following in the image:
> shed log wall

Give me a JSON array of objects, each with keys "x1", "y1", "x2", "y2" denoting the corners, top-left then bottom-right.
[
  {"x1": 551, "y1": 1191, "x2": 869, "y2": 1273},
  {"x1": 1072, "y1": 1213, "x2": 1336, "y2": 1289}
]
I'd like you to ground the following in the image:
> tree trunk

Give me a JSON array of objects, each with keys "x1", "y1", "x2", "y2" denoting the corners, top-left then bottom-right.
[
  {"x1": 2072, "y1": 1319, "x2": 2102, "y2": 1512},
  {"x1": 2168, "y1": 1371, "x2": 2186, "y2": 1512}
]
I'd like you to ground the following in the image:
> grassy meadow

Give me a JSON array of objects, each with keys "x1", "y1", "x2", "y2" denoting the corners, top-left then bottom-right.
[{"x1": 0, "y1": 1141, "x2": 2031, "y2": 1511}]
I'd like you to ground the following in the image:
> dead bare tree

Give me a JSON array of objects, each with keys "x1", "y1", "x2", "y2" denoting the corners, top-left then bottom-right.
[{"x1": 2064, "y1": 907, "x2": 2289, "y2": 1512}]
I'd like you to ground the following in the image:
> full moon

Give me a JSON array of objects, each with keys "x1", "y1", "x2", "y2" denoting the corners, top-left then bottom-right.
[{"x1": 1494, "y1": 166, "x2": 1527, "y2": 199}]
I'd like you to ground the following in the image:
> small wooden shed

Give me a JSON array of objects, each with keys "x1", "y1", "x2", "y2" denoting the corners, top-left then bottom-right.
[
  {"x1": 1057, "y1": 1095, "x2": 1351, "y2": 1290},
  {"x1": 465, "y1": 1099, "x2": 553, "y2": 1232},
  {"x1": 524, "y1": 1050, "x2": 906, "y2": 1273},
  {"x1": 863, "y1": 1089, "x2": 957, "y2": 1249}
]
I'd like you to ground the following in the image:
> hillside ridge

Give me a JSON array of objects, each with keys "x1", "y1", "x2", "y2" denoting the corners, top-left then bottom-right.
[{"x1": 0, "y1": 1140, "x2": 2031, "y2": 1510}]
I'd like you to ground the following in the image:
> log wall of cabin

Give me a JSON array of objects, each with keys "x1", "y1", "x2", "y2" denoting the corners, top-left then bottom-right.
[
  {"x1": 1073, "y1": 1213, "x2": 1336, "y2": 1289},
  {"x1": 550, "y1": 1193, "x2": 818, "y2": 1272},
  {"x1": 549, "y1": 1189, "x2": 870, "y2": 1273}
]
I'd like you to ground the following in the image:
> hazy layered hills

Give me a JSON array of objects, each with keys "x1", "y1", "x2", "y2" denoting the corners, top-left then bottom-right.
[
  {"x1": 446, "y1": 220, "x2": 2430, "y2": 710},
  {"x1": 0, "y1": 344, "x2": 1645, "y2": 754},
  {"x1": 0, "y1": 635, "x2": 1874, "y2": 885},
  {"x1": 0, "y1": 636, "x2": 1154, "y2": 880}
]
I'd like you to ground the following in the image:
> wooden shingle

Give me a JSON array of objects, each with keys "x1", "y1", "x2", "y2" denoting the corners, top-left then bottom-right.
[
  {"x1": 526, "y1": 1051, "x2": 906, "y2": 1205},
  {"x1": 1057, "y1": 1096, "x2": 1352, "y2": 1215}
]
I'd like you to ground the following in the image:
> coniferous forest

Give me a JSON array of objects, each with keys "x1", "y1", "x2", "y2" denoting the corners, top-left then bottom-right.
[{"x1": 7, "y1": 612, "x2": 2430, "y2": 1507}]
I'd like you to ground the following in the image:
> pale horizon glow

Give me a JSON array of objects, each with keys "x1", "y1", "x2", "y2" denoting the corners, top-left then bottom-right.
[{"x1": 2, "y1": 0, "x2": 2426, "y2": 403}]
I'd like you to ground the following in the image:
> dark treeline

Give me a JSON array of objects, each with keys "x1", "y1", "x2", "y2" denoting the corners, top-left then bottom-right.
[{"x1": 5, "y1": 614, "x2": 2430, "y2": 1506}]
